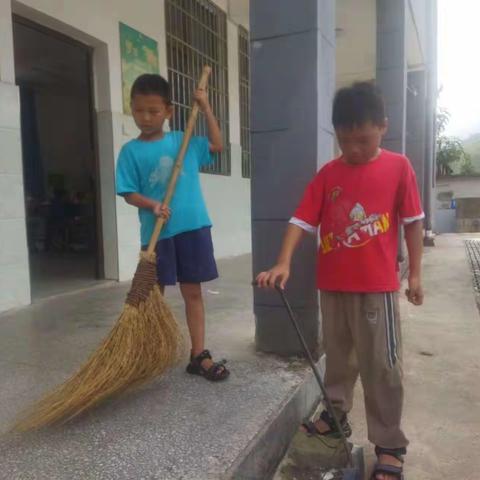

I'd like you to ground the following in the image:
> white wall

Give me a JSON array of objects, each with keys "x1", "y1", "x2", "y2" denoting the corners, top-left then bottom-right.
[
  {"x1": 406, "y1": 0, "x2": 425, "y2": 69},
  {"x1": 0, "y1": 81, "x2": 31, "y2": 312},
  {"x1": 336, "y1": 0, "x2": 426, "y2": 88},
  {"x1": 435, "y1": 176, "x2": 480, "y2": 233},
  {"x1": 435, "y1": 176, "x2": 480, "y2": 208},
  {"x1": 117, "y1": 17, "x2": 252, "y2": 270},
  {"x1": 202, "y1": 19, "x2": 251, "y2": 259},
  {"x1": 0, "y1": 0, "x2": 30, "y2": 312},
  {"x1": 408, "y1": 0, "x2": 428, "y2": 66},
  {"x1": 336, "y1": 0, "x2": 377, "y2": 88}
]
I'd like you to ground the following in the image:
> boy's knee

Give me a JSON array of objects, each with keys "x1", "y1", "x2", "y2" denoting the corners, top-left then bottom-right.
[{"x1": 180, "y1": 284, "x2": 202, "y2": 302}]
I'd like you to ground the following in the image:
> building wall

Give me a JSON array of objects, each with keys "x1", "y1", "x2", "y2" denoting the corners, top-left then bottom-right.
[
  {"x1": 456, "y1": 198, "x2": 480, "y2": 233},
  {"x1": 435, "y1": 176, "x2": 480, "y2": 233},
  {"x1": 408, "y1": 0, "x2": 429, "y2": 64},
  {"x1": 203, "y1": 19, "x2": 251, "y2": 259},
  {"x1": 0, "y1": 0, "x2": 250, "y2": 312},
  {"x1": 336, "y1": 0, "x2": 377, "y2": 88},
  {"x1": 0, "y1": 81, "x2": 30, "y2": 312},
  {"x1": 336, "y1": 0, "x2": 427, "y2": 88},
  {"x1": 435, "y1": 176, "x2": 480, "y2": 208},
  {"x1": 0, "y1": 0, "x2": 30, "y2": 312}
]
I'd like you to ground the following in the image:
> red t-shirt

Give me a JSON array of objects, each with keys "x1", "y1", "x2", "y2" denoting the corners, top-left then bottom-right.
[{"x1": 292, "y1": 149, "x2": 424, "y2": 292}]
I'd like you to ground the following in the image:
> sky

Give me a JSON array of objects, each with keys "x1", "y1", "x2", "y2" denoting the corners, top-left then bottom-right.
[{"x1": 438, "y1": 0, "x2": 480, "y2": 139}]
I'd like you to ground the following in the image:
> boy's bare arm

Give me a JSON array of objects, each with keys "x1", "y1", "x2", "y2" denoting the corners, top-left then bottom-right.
[
  {"x1": 124, "y1": 193, "x2": 170, "y2": 219},
  {"x1": 256, "y1": 224, "x2": 306, "y2": 289},
  {"x1": 193, "y1": 88, "x2": 223, "y2": 153},
  {"x1": 404, "y1": 220, "x2": 424, "y2": 305}
]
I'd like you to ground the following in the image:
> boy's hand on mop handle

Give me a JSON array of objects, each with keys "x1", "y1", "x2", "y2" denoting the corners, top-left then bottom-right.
[
  {"x1": 255, "y1": 263, "x2": 290, "y2": 290},
  {"x1": 152, "y1": 202, "x2": 171, "y2": 220}
]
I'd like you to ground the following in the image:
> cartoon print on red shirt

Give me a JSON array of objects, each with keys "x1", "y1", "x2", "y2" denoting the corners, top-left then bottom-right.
[{"x1": 321, "y1": 198, "x2": 391, "y2": 254}]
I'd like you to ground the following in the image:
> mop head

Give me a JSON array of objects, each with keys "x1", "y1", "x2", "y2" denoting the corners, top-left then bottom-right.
[{"x1": 12, "y1": 252, "x2": 182, "y2": 432}]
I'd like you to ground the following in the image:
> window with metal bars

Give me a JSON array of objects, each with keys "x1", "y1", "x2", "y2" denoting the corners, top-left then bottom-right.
[
  {"x1": 238, "y1": 25, "x2": 251, "y2": 179},
  {"x1": 165, "y1": 0, "x2": 230, "y2": 175}
]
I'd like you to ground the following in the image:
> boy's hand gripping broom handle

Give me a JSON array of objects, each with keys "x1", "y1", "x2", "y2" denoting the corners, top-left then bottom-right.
[{"x1": 146, "y1": 65, "x2": 212, "y2": 255}]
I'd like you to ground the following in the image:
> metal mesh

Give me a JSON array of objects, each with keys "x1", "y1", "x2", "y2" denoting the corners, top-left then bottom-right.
[
  {"x1": 165, "y1": 0, "x2": 230, "y2": 175},
  {"x1": 465, "y1": 240, "x2": 480, "y2": 292},
  {"x1": 238, "y1": 25, "x2": 251, "y2": 179}
]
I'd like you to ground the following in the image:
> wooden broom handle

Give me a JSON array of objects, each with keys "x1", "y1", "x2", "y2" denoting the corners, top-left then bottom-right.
[{"x1": 146, "y1": 66, "x2": 212, "y2": 255}]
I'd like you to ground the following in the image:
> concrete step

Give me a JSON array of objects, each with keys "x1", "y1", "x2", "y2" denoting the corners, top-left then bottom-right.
[{"x1": 0, "y1": 254, "x2": 362, "y2": 480}]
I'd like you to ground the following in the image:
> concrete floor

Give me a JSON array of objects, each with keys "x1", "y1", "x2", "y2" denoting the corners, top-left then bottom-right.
[
  {"x1": 347, "y1": 234, "x2": 480, "y2": 479},
  {"x1": 2, "y1": 235, "x2": 479, "y2": 479},
  {"x1": 0, "y1": 254, "x2": 316, "y2": 480},
  {"x1": 29, "y1": 252, "x2": 106, "y2": 301},
  {"x1": 272, "y1": 234, "x2": 480, "y2": 480}
]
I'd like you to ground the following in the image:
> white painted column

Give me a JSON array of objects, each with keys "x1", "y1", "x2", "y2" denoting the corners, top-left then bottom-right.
[{"x1": 0, "y1": 0, "x2": 31, "y2": 312}]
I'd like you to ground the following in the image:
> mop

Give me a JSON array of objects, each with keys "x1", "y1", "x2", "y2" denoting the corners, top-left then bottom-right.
[{"x1": 253, "y1": 283, "x2": 362, "y2": 480}]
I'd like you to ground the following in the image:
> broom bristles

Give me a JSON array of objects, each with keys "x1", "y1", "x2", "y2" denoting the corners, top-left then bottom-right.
[{"x1": 12, "y1": 281, "x2": 182, "y2": 432}]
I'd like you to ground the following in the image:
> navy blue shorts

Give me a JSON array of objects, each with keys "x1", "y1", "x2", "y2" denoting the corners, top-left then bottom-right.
[{"x1": 143, "y1": 227, "x2": 218, "y2": 286}]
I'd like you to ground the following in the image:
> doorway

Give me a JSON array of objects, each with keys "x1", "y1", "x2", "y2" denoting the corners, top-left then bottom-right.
[{"x1": 12, "y1": 16, "x2": 104, "y2": 300}]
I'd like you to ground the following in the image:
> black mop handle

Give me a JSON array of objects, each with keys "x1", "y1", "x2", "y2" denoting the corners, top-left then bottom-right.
[{"x1": 252, "y1": 282, "x2": 353, "y2": 467}]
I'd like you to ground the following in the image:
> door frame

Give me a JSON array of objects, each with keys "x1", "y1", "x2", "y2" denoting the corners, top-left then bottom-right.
[{"x1": 12, "y1": 14, "x2": 104, "y2": 279}]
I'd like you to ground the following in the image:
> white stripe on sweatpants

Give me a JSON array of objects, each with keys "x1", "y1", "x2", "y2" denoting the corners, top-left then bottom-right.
[{"x1": 384, "y1": 293, "x2": 398, "y2": 368}]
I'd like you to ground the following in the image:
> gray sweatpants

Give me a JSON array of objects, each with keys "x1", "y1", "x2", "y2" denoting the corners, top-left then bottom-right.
[{"x1": 320, "y1": 291, "x2": 408, "y2": 449}]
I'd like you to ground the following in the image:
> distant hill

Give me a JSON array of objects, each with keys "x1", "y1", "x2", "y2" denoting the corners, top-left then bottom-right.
[{"x1": 463, "y1": 133, "x2": 480, "y2": 173}]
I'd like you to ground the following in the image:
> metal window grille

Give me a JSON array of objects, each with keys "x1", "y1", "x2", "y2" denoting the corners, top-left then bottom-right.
[
  {"x1": 165, "y1": 0, "x2": 230, "y2": 175},
  {"x1": 238, "y1": 25, "x2": 251, "y2": 179}
]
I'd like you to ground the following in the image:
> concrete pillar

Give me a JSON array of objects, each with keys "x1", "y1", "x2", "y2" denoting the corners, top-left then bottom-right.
[
  {"x1": 376, "y1": 0, "x2": 407, "y2": 154},
  {"x1": 250, "y1": 0, "x2": 336, "y2": 356},
  {"x1": 406, "y1": 70, "x2": 427, "y2": 201},
  {"x1": 423, "y1": 0, "x2": 438, "y2": 238},
  {"x1": 376, "y1": 0, "x2": 407, "y2": 262}
]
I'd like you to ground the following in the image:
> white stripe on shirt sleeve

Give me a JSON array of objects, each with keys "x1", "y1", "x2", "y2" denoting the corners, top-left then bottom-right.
[
  {"x1": 289, "y1": 217, "x2": 317, "y2": 234},
  {"x1": 402, "y1": 212, "x2": 425, "y2": 225}
]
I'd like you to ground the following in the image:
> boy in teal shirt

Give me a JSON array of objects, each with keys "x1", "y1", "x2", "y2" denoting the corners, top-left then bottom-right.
[{"x1": 116, "y1": 74, "x2": 229, "y2": 381}]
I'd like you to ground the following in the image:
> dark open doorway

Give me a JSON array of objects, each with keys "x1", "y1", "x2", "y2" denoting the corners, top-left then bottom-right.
[{"x1": 12, "y1": 16, "x2": 104, "y2": 300}]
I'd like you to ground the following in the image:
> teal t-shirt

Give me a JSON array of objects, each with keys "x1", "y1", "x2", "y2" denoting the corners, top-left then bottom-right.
[{"x1": 116, "y1": 131, "x2": 214, "y2": 244}]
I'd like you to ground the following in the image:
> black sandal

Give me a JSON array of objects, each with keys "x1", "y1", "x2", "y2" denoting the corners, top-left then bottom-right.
[
  {"x1": 186, "y1": 349, "x2": 230, "y2": 382},
  {"x1": 371, "y1": 446, "x2": 406, "y2": 479},
  {"x1": 301, "y1": 409, "x2": 352, "y2": 438}
]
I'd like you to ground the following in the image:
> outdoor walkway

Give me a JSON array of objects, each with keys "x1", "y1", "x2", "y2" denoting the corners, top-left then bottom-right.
[
  {"x1": 1, "y1": 235, "x2": 479, "y2": 479},
  {"x1": 0, "y1": 254, "x2": 319, "y2": 480},
  {"x1": 348, "y1": 234, "x2": 480, "y2": 479},
  {"x1": 273, "y1": 234, "x2": 480, "y2": 480}
]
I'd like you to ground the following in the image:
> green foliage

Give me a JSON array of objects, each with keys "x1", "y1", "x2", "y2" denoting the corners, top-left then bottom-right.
[
  {"x1": 436, "y1": 108, "x2": 474, "y2": 176},
  {"x1": 460, "y1": 155, "x2": 475, "y2": 175},
  {"x1": 463, "y1": 133, "x2": 480, "y2": 174}
]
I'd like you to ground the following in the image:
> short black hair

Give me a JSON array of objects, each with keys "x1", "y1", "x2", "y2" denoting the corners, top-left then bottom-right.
[
  {"x1": 332, "y1": 82, "x2": 385, "y2": 129},
  {"x1": 130, "y1": 74, "x2": 172, "y2": 104}
]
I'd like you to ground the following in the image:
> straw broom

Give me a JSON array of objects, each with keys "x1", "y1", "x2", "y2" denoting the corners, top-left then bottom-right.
[{"x1": 12, "y1": 66, "x2": 212, "y2": 432}]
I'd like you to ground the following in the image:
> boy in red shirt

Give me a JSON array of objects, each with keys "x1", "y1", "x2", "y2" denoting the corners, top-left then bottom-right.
[{"x1": 256, "y1": 82, "x2": 424, "y2": 480}]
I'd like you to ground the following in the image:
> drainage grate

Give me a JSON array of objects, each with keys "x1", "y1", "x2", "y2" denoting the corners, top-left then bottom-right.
[{"x1": 465, "y1": 240, "x2": 480, "y2": 292}]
